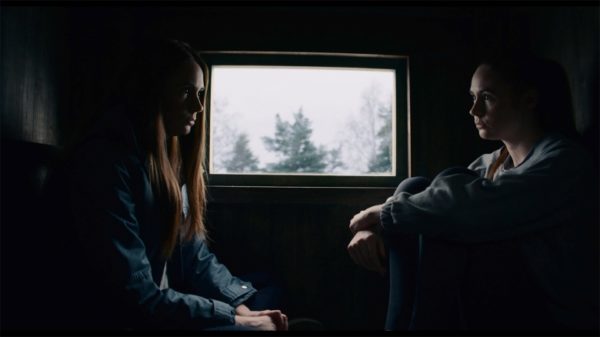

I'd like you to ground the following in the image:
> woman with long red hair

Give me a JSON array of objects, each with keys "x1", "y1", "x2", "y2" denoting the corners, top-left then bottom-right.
[{"x1": 42, "y1": 38, "x2": 287, "y2": 331}]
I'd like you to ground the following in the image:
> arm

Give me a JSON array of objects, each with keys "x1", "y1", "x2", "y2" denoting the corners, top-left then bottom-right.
[
  {"x1": 172, "y1": 236, "x2": 288, "y2": 330},
  {"x1": 176, "y1": 235, "x2": 257, "y2": 308},
  {"x1": 380, "y1": 143, "x2": 594, "y2": 243},
  {"x1": 170, "y1": 185, "x2": 287, "y2": 330},
  {"x1": 69, "y1": 149, "x2": 236, "y2": 329}
]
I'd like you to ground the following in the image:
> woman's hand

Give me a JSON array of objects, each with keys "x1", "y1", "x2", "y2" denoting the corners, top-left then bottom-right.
[
  {"x1": 347, "y1": 229, "x2": 386, "y2": 275},
  {"x1": 234, "y1": 315, "x2": 277, "y2": 330},
  {"x1": 235, "y1": 304, "x2": 288, "y2": 330},
  {"x1": 349, "y1": 204, "x2": 384, "y2": 234},
  {"x1": 234, "y1": 304, "x2": 254, "y2": 316}
]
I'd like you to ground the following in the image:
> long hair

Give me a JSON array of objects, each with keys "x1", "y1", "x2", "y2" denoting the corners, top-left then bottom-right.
[
  {"x1": 119, "y1": 38, "x2": 208, "y2": 257},
  {"x1": 478, "y1": 53, "x2": 579, "y2": 179}
]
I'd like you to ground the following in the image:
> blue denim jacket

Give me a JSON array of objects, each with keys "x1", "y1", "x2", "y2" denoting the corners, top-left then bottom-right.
[{"x1": 51, "y1": 106, "x2": 256, "y2": 330}]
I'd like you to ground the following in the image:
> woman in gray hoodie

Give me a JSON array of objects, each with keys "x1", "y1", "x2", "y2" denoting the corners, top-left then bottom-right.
[{"x1": 347, "y1": 54, "x2": 598, "y2": 331}]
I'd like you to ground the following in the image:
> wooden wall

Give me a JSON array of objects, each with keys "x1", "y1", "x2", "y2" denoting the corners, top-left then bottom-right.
[
  {"x1": 1, "y1": 7, "x2": 68, "y2": 146},
  {"x1": 206, "y1": 187, "x2": 394, "y2": 329},
  {"x1": 1, "y1": 4, "x2": 597, "y2": 331},
  {"x1": 526, "y1": 6, "x2": 599, "y2": 159}
]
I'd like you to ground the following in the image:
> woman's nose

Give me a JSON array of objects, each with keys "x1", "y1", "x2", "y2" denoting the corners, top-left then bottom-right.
[
  {"x1": 469, "y1": 99, "x2": 484, "y2": 117},
  {"x1": 190, "y1": 96, "x2": 203, "y2": 113}
]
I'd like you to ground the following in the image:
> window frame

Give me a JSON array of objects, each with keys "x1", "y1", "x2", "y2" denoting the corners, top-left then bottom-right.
[{"x1": 201, "y1": 51, "x2": 410, "y2": 188}]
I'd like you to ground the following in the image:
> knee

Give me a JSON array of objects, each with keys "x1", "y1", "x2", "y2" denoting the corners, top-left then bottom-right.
[{"x1": 394, "y1": 177, "x2": 431, "y2": 196}]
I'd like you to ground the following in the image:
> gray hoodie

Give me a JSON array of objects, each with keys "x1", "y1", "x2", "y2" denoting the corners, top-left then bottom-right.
[{"x1": 380, "y1": 133, "x2": 598, "y2": 329}]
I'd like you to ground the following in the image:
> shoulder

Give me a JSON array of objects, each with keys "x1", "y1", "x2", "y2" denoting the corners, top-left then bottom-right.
[
  {"x1": 468, "y1": 146, "x2": 503, "y2": 176},
  {"x1": 535, "y1": 133, "x2": 588, "y2": 156},
  {"x1": 528, "y1": 133, "x2": 594, "y2": 169},
  {"x1": 501, "y1": 133, "x2": 597, "y2": 186}
]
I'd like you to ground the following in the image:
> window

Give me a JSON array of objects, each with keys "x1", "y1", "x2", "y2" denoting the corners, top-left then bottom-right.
[{"x1": 202, "y1": 52, "x2": 409, "y2": 187}]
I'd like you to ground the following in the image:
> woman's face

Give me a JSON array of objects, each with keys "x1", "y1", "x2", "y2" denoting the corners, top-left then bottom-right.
[
  {"x1": 161, "y1": 58, "x2": 205, "y2": 137},
  {"x1": 468, "y1": 64, "x2": 530, "y2": 141}
]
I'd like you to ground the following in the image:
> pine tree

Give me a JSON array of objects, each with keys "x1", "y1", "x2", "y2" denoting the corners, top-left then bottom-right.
[
  {"x1": 326, "y1": 146, "x2": 345, "y2": 172},
  {"x1": 263, "y1": 108, "x2": 327, "y2": 173},
  {"x1": 223, "y1": 133, "x2": 259, "y2": 172}
]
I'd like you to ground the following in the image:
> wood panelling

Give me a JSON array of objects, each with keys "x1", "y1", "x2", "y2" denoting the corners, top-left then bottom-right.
[
  {"x1": 526, "y1": 7, "x2": 599, "y2": 159},
  {"x1": 206, "y1": 187, "x2": 393, "y2": 329},
  {"x1": 1, "y1": 7, "x2": 67, "y2": 145}
]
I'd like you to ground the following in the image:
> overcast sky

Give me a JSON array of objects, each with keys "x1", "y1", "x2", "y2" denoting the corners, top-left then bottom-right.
[{"x1": 210, "y1": 66, "x2": 395, "y2": 171}]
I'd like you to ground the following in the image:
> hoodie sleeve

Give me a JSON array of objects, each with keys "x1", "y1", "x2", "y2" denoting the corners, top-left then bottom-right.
[{"x1": 380, "y1": 137, "x2": 595, "y2": 243}]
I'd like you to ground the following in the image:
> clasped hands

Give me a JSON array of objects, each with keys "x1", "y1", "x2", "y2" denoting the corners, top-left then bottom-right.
[
  {"x1": 234, "y1": 304, "x2": 288, "y2": 331},
  {"x1": 347, "y1": 203, "x2": 387, "y2": 275}
]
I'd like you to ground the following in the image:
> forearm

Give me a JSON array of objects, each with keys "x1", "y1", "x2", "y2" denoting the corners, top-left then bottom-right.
[
  {"x1": 180, "y1": 236, "x2": 257, "y2": 307},
  {"x1": 133, "y1": 282, "x2": 237, "y2": 329},
  {"x1": 380, "y1": 169, "x2": 588, "y2": 243}
]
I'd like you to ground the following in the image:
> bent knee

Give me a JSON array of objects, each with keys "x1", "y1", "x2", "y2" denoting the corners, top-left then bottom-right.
[{"x1": 394, "y1": 177, "x2": 430, "y2": 196}]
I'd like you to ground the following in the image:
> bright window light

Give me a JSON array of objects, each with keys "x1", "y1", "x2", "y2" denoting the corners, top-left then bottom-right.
[{"x1": 209, "y1": 66, "x2": 396, "y2": 176}]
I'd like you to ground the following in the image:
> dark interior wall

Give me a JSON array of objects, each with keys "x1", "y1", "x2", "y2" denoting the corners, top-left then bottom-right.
[
  {"x1": 1, "y1": 7, "x2": 68, "y2": 145},
  {"x1": 205, "y1": 187, "x2": 394, "y2": 329},
  {"x1": 526, "y1": 6, "x2": 599, "y2": 159},
  {"x1": 1, "y1": 4, "x2": 598, "y2": 330}
]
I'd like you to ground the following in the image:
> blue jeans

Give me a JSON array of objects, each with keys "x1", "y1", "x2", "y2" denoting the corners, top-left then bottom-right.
[
  {"x1": 383, "y1": 167, "x2": 573, "y2": 330},
  {"x1": 384, "y1": 167, "x2": 475, "y2": 330}
]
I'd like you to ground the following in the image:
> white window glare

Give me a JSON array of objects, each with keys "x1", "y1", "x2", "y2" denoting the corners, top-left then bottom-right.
[{"x1": 209, "y1": 66, "x2": 396, "y2": 176}]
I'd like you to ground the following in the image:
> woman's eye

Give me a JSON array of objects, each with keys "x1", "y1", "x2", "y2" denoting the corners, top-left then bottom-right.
[{"x1": 483, "y1": 94, "x2": 492, "y2": 101}]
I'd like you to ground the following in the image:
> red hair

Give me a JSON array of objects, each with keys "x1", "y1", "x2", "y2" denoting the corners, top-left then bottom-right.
[{"x1": 124, "y1": 39, "x2": 209, "y2": 257}]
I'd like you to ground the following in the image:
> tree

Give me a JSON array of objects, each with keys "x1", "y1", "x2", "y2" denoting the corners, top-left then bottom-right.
[
  {"x1": 210, "y1": 97, "x2": 240, "y2": 172},
  {"x1": 368, "y1": 103, "x2": 393, "y2": 172},
  {"x1": 326, "y1": 145, "x2": 345, "y2": 173},
  {"x1": 341, "y1": 82, "x2": 392, "y2": 173},
  {"x1": 263, "y1": 108, "x2": 328, "y2": 173},
  {"x1": 223, "y1": 133, "x2": 259, "y2": 172}
]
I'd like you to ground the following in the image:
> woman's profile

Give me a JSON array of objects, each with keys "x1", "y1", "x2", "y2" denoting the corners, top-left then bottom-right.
[{"x1": 41, "y1": 38, "x2": 288, "y2": 331}]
